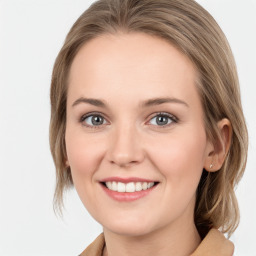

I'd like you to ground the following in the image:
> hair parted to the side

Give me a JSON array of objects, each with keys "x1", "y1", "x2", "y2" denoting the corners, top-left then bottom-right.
[{"x1": 49, "y1": 0, "x2": 248, "y2": 237}]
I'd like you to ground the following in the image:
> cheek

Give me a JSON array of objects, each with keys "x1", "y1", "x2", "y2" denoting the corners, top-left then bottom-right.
[
  {"x1": 146, "y1": 130, "x2": 207, "y2": 220},
  {"x1": 149, "y1": 129, "x2": 207, "y2": 190},
  {"x1": 65, "y1": 131, "x2": 106, "y2": 214},
  {"x1": 65, "y1": 131, "x2": 104, "y2": 182}
]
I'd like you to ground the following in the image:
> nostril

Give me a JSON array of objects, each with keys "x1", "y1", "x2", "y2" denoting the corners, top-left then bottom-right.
[{"x1": 110, "y1": 158, "x2": 138, "y2": 167}]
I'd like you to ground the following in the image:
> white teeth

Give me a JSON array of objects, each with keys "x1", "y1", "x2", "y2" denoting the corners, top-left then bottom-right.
[
  {"x1": 112, "y1": 181, "x2": 117, "y2": 191},
  {"x1": 148, "y1": 182, "x2": 154, "y2": 189},
  {"x1": 105, "y1": 181, "x2": 156, "y2": 192},
  {"x1": 135, "y1": 182, "x2": 142, "y2": 191},
  {"x1": 126, "y1": 182, "x2": 135, "y2": 193},
  {"x1": 117, "y1": 182, "x2": 126, "y2": 192},
  {"x1": 106, "y1": 181, "x2": 112, "y2": 190},
  {"x1": 142, "y1": 182, "x2": 148, "y2": 190}
]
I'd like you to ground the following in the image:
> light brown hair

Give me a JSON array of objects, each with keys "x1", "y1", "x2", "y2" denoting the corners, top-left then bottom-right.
[{"x1": 50, "y1": 0, "x2": 248, "y2": 237}]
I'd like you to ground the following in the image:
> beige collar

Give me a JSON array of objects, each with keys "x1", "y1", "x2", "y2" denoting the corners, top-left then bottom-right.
[
  {"x1": 191, "y1": 229, "x2": 234, "y2": 256},
  {"x1": 80, "y1": 229, "x2": 234, "y2": 256}
]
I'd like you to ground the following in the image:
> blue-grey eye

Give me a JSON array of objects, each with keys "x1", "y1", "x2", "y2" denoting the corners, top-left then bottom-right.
[
  {"x1": 83, "y1": 115, "x2": 106, "y2": 126},
  {"x1": 149, "y1": 114, "x2": 173, "y2": 126}
]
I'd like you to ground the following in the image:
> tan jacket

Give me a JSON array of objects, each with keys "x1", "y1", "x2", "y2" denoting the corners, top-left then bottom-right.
[{"x1": 80, "y1": 229, "x2": 234, "y2": 256}]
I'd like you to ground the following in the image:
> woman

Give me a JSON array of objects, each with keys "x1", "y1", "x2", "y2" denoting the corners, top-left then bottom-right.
[{"x1": 49, "y1": 0, "x2": 248, "y2": 255}]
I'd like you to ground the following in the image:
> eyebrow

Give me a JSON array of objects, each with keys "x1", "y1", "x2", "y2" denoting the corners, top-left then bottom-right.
[
  {"x1": 72, "y1": 97, "x2": 189, "y2": 108},
  {"x1": 72, "y1": 97, "x2": 107, "y2": 108},
  {"x1": 141, "y1": 97, "x2": 189, "y2": 108}
]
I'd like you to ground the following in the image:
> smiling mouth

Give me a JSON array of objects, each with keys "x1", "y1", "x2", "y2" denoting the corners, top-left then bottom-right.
[{"x1": 101, "y1": 181, "x2": 159, "y2": 193}]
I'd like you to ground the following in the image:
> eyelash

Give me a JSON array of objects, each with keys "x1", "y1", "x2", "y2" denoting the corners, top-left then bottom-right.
[
  {"x1": 147, "y1": 112, "x2": 178, "y2": 128},
  {"x1": 79, "y1": 111, "x2": 178, "y2": 129}
]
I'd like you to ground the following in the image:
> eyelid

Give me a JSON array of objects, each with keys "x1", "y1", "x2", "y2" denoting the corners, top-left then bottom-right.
[
  {"x1": 146, "y1": 112, "x2": 178, "y2": 127},
  {"x1": 79, "y1": 111, "x2": 178, "y2": 129},
  {"x1": 80, "y1": 111, "x2": 109, "y2": 128}
]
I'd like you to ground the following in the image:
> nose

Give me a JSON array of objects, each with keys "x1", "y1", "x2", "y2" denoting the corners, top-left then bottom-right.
[{"x1": 107, "y1": 123, "x2": 145, "y2": 168}]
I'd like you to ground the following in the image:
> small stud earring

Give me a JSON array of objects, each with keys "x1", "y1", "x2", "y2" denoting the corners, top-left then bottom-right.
[{"x1": 210, "y1": 163, "x2": 214, "y2": 169}]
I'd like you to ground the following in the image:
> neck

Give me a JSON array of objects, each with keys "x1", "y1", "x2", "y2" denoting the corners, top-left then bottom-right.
[{"x1": 103, "y1": 215, "x2": 201, "y2": 256}]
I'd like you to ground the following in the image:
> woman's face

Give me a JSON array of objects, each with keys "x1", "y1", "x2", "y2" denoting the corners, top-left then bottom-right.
[{"x1": 65, "y1": 33, "x2": 213, "y2": 236}]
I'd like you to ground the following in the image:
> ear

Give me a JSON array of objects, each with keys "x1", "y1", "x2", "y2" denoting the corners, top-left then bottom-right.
[
  {"x1": 204, "y1": 118, "x2": 232, "y2": 172},
  {"x1": 65, "y1": 159, "x2": 70, "y2": 167}
]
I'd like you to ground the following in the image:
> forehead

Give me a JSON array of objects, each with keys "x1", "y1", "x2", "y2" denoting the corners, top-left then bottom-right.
[{"x1": 67, "y1": 33, "x2": 200, "y2": 108}]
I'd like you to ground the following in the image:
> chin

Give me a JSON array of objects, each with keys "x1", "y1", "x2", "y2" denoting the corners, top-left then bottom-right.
[
  {"x1": 101, "y1": 216, "x2": 160, "y2": 237},
  {"x1": 105, "y1": 225, "x2": 154, "y2": 237}
]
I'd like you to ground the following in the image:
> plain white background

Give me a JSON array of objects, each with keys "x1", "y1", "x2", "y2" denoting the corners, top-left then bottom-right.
[{"x1": 0, "y1": 0, "x2": 255, "y2": 255}]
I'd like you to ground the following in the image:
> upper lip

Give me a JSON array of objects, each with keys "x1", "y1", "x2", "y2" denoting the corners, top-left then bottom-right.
[{"x1": 100, "y1": 176, "x2": 157, "y2": 183}]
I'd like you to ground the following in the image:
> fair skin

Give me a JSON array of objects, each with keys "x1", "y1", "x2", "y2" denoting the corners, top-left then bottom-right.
[{"x1": 65, "y1": 33, "x2": 231, "y2": 256}]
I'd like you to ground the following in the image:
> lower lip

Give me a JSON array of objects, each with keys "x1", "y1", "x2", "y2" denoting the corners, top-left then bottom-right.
[{"x1": 100, "y1": 183, "x2": 157, "y2": 202}]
